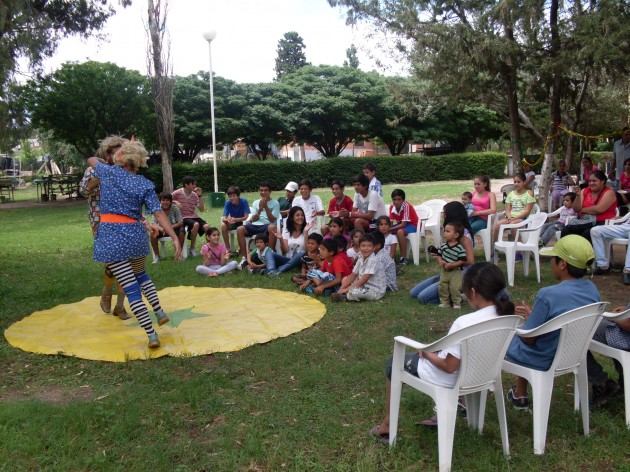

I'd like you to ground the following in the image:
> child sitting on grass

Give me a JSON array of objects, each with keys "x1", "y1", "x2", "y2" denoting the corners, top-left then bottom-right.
[
  {"x1": 247, "y1": 233, "x2": 273, "y2": 275},
  {"x1": 196, "y1": 227, "x2": 239, "y2": 277},
  {"x1": 346, "y1": 228, "x2": 363, "y2": 262},
  {"x1": 538, "y1": 192, "x2": 577, "y2": 246},
  {"x1": 436, "y1": 222, "x2": 467, "y2": 309},
  {"x1": 301, "y1": 239, "x2": 352, "y2": 296},
  {"x1": 373, "y1": 231, "x2": 397, "y2": 293},
  {"x1": 323, "y1": 217, "x2": 350, "y2": 250},
  {"x1": 376, "y1": 215, "x2": 398, "y2": 259},
  {"x1": 331, "y1": 233, "x2": 386, "y2": 302},
  {"x1": 291, "y1": 233, "x2": 323, "y2": 285}
]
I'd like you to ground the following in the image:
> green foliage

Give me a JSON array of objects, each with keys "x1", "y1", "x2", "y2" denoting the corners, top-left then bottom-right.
[
  {"x1": 0, "y1": 0, "x2": 130, "y2": 90},
  {"x1": 24, "y1": 61, "x2": 155, "y2": 157},
  {"x1": 173, "y1": 72, "x2": 247, "y2": 161},
  {"x1": 274, "y1": 31, "x2": 309, "y2": 80},
  {"x1": 343, "y1": 44, "x2": 360, "y2": 68},
  {"x1": 277, "y1": 65, "x2": 389, "y2": 157},
  {"x1": 146, "y1": 152, "x2": 506, "y2": 192}
]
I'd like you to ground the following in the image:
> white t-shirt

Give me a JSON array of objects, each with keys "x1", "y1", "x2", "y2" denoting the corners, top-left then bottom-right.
[
  {"x1": 292, "y1": 195, "x2": 324, "y2": 225},
  {"x1": 281, "y1": 227, "x2": 305, "y2": 257},
  {"x1": 383, "y1": 234, "x2": 397, "y2": 257},
  {"x1": 416, "y1": 305, "x2": 498, "y2": 388},
  {"x1": 353, "y1": 190, "x2": 387, "y2": 220}
]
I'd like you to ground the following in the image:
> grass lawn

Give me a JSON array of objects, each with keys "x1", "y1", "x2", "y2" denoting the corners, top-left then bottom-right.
[{"x1": 0, "y1": 182, "x2": 628, "y2": 471}]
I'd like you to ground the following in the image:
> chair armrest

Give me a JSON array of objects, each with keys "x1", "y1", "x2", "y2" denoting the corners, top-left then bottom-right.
[
  {"x1": 602, "y1": 308, "x2": 630, "y2": 322},
  {"x1": 497, "y1": 218, "x2": 529, "y2": 241},
  {"x1": 605, "y1": 212, "x2": 630, "y2": 225},
  {"x1": 515, "y1": 302, "x2": 609, "y2": 338},
  {"x1": 394, "y1": 336, "x2": 428, "y2": 351}
]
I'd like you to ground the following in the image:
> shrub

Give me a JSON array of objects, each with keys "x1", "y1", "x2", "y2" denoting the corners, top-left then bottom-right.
[{"x1": 146, "y1": 152, "x2": 507, "y2": 192}]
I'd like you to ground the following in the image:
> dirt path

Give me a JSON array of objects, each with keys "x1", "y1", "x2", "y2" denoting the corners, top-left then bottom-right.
[{"x1": 0, "y1": 195, "x2": 85, "y2": 210}]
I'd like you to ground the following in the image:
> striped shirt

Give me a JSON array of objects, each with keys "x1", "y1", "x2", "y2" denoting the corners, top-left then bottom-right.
[
  {"x1": 171, "y1": 188, "x2": 200, "y2": 219},
  {"x1": 439, "y1": 241, "x2": 467, "y2": 268}
]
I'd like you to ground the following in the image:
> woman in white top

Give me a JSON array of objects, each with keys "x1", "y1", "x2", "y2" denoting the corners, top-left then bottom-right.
[
  {"x1": 370, "y1": 262, "x2": 515, "y2": 442},
  {"x1": 266, "y1": 206, "x2": 314, "y2": 276}
]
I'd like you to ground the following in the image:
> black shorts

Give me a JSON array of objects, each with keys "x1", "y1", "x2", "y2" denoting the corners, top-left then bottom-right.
[
  {"x1": 183, "y1": 217, "x2": 208, "y2": 238},
  {"x1": 157, "y1": 226, "x2": 183, "y2": 239}
]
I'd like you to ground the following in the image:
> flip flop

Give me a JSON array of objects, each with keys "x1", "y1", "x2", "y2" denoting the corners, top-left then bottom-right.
[
  {"x1": 416, "y1": 416, "x2": 438, "y2": 428},
  {"x1": 369, "y1": 426, "x2": 389, "y2": 444}
]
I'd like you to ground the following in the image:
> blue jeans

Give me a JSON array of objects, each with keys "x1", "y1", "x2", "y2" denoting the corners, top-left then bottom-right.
[
  {"x1": 265, "y1": 251, "x2": 305, "y2": 273},
  {"x1": 469, "y1": 216, "x2": 487, "y2": 235},
  {"x1": 409, "y1": 275, "x2": 440, "y2": 304}
]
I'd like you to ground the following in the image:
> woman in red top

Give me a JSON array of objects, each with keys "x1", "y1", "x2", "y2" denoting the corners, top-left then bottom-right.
[{"x1": 561, "y1": 170, "x2": 617, "y2": 243}]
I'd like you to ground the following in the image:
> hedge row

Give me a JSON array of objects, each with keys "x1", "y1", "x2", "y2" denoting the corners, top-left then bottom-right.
[{"x1": 145, "y1": 152, "x2": 507, "y2": 193}]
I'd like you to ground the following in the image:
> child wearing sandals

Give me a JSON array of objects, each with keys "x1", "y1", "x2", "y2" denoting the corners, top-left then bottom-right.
[
  {"x1": 196, "y1": 227, "x2": 238, "y2": 277},
  {"x1": 369, "y1": 262, "x2": 514, "y2": 442}
]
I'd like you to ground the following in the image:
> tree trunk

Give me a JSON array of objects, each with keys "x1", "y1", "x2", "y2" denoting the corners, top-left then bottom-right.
[
  {"x1": 147, "y1": 0, "x2": 174, "y2": 193},
  {"x1": 499, "y1": 20, "x2": 522, "y2": 174},
  {"x1": 539, "y1": 0, "x2": 562, "y2": 212}
]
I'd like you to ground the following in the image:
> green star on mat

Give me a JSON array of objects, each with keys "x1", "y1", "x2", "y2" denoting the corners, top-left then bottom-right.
[{"x1": 128, "y1": 306, "x2": 208, "y2": 328}]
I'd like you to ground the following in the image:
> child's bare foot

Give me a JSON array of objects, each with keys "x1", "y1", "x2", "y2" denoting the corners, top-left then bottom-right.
[{"x1": 208, "y1": 272, "x2": 218, "y2": 277}]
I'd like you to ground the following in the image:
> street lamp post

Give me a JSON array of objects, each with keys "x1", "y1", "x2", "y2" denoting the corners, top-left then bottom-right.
[{"x1": 203, "y1": 30, "x2": 218, "y2": 193}]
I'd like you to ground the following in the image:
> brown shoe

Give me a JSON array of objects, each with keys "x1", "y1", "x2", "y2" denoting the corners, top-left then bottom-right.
[
  {"x1": 100, "y1": 289, "x2": 112, "y2": 314},
  {"x1": 113, "y1": 305, "x2": 131, "y2": 320}
]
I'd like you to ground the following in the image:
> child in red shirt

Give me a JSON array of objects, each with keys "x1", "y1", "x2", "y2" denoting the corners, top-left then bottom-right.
[{"x1": 305, "y1": 239, "x2": 353, "y2": 296}]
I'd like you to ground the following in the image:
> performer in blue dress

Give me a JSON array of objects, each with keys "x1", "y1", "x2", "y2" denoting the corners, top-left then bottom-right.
[{"x1": 87, "y1": 140, "x2": 182, "y2": 349}]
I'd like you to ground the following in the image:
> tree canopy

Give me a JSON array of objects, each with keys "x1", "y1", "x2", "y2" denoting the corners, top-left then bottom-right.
[
  {"x1": 274, "y1": 32, "x2": 309, "y2": 81},
  {"x1": 277, "y1": 65, "x2": 388, "y2": 157},
  {"x1": 24, "y1": 61, "x2": 153, "y2": 157}
]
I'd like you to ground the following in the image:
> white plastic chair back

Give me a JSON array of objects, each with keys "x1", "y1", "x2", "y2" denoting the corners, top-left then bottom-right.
[
  {"x1": 502, "y1": 302, "x2": 609, "y2": 455},
  {"x1": 476, "y1": 212, "x2": 497, "y2": 262},
  {"x1": 518, "y1": 212, "x2": 547, "y2": 246},
  {"x1": 588, "y1": 308, "x2": 630, "y2": 428},
  {"x1": 423, "y1": 199, "x2": 446, "y2": 248},
  {"x1": 390, "y1": 315, "x2": 522, "y2": 471},
  {"x1": 410, "y1": 204, "x2": 432, "y2": 263},
  {"x1": 531, "y1": 203, "x2": 540, "y2": 214}
]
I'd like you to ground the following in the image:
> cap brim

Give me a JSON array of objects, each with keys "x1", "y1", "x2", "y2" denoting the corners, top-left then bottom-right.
[{"x1": 539, "y1": 247, "x2": 557, "y2": 257}]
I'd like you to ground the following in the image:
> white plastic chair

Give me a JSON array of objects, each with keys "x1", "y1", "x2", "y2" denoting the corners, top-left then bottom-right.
[
  {"x1": 588, "y1": 308, "x2": 630, "y2": 428},
  {"x1": 502, "y1": 302, "x2": 609, "y2": 455},
  {"x1": 602, "y1": 212, "x2": 630, "y2": 264},
  {"x1": 228, "y1": 216, "x2": 282, "y2": 254},
  {"x1": 538, "y1": 206, "x2": 565, "y2": 244},
  {"x1": 406, "y1": 204, "x2": 432, "y2": 264},
  {"x1": 475, "y1": 212, "x2": 497, "y2": 262},
  {"x1": 389, "y1": 316, "x2": 522, "y2": 472},
  {"x1": 423, "y1": 199, "x2": 446, "y2": 249},
  {"x1": 150, "y1": 232, "x2": 188, "y2": 260},
  {"x1": 493, "y1": 212, "x2": 548, "y2": 287}
]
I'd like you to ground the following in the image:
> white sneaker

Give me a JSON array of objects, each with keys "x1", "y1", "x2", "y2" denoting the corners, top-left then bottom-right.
[
  {"x1": 152, "y1": 255, "x2": 160, "y2": 264},
  {"x1": 189, "y1": 247, "x2": 199, "y2": 257}
]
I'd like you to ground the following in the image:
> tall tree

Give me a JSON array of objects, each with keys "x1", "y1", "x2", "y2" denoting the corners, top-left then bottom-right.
[
  {"x1": 274, "y1": 32, "x2": 309, "y2": 80},
  {"x1": 173, "y1": 73, "x2": 247, "y2": 161},
  {"x1": 343, "y1": 44, "x2": 359, "y2": 68},
  {"x1": 277, "y1": 65, "x2": 387, "y2": 157},
  {"x1": 147, "y1": 0, "x2": 175, "y2": 192},
  {"x1": 24, "y1": 61, "x2": 153, "y2": 157}
]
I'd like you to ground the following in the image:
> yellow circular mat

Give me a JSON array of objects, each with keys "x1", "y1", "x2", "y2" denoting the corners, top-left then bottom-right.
[{"x1": 4, "y1": 286, "x2": 326, "y2": 362}]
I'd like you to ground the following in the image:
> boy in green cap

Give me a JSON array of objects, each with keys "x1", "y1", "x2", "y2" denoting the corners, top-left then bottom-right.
[{"x1": 505, "y1": 235, "x2": 601, "y2": 409}]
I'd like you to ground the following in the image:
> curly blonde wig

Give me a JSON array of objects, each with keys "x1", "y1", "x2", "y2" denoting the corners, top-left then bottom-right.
[
  {"x1": 113, "y1": 140, "x2": 149, "y2": 170},
  {"x1": 96, "y1": 136, "x2": 127, "y2": 159}
]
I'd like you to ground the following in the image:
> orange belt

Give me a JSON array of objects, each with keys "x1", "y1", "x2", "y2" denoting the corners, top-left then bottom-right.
[{"x1": 100, "y1": 213, "x2": 138, "y2": 223}]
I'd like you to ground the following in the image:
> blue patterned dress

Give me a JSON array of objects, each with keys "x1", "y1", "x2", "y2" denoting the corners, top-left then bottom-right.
[{"x1": 93, "y1": 163, "x2": 160, "y2": 263}]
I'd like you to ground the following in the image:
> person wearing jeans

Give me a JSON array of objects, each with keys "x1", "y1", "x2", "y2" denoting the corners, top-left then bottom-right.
[{"x1": 590, "y1": 220, "x2": 630, "y2": 285}]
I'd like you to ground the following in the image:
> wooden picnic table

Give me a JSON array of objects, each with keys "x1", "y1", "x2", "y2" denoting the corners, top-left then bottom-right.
[
  {"x1": 33, "y1": 174, "x2": 81, "y2": 202},
  {"x1": 0, "y1": 177, "x2": 18, "y2": 202}
]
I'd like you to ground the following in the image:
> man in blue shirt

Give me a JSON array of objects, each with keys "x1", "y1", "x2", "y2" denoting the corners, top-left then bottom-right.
[{"x1": 505, "y1": 235, "x2": 600, "y2": 409}]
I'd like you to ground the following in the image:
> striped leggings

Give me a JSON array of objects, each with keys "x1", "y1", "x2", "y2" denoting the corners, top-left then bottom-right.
[{"x1": 106, "y1": 257, "x2": 163, "y2": 336}]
